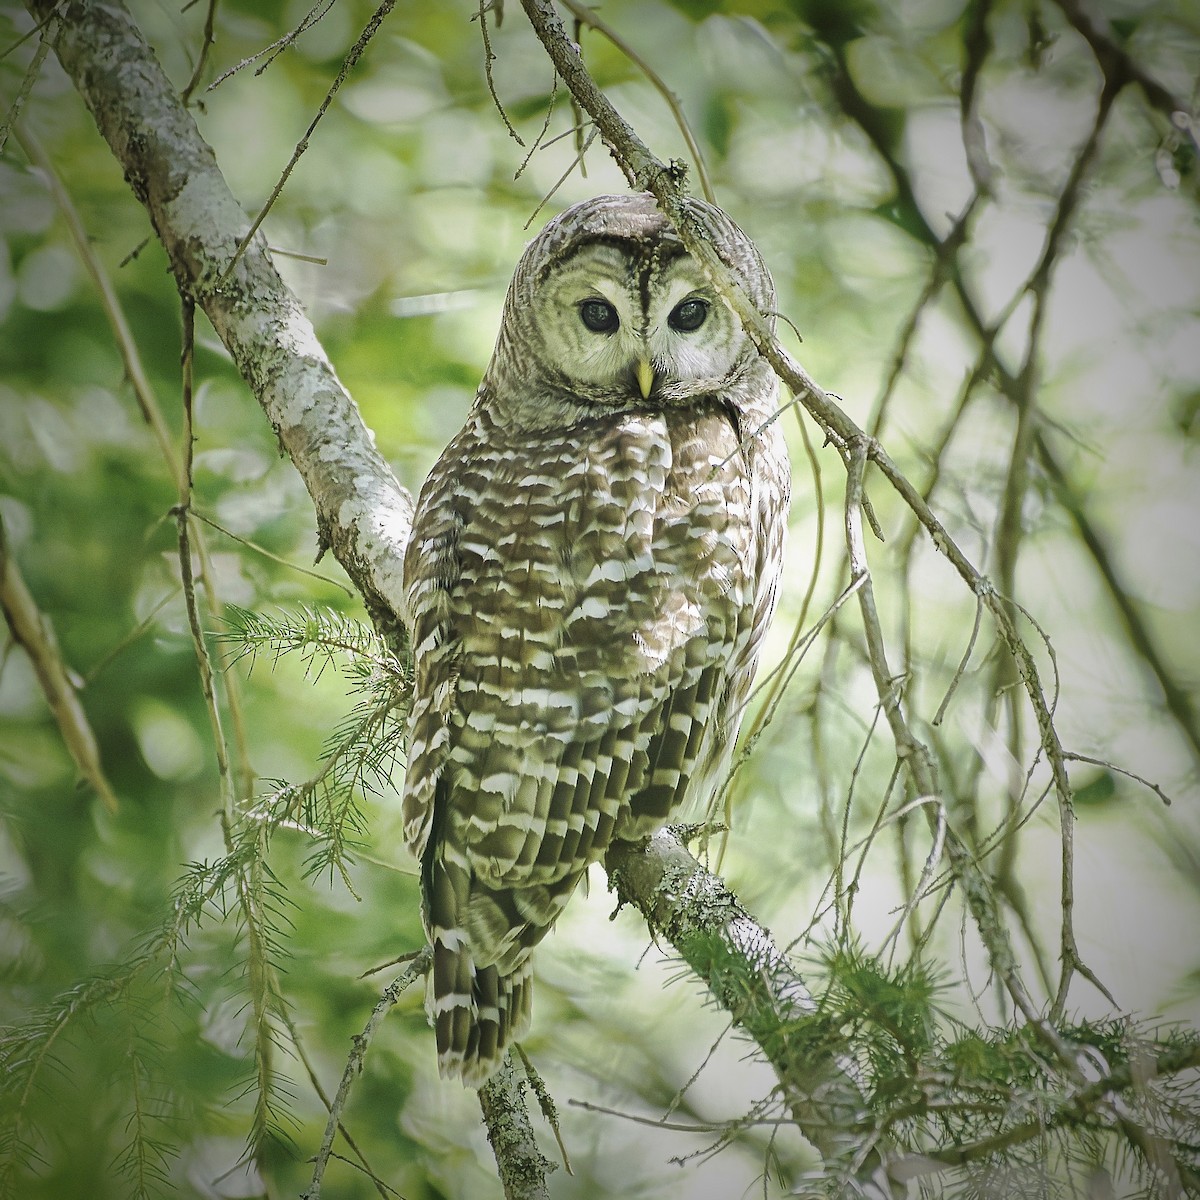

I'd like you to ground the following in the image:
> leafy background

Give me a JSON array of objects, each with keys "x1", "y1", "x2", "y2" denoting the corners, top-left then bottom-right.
[{"x1": 1, "y1": 0, "x2": 1198, "y2": 1196}]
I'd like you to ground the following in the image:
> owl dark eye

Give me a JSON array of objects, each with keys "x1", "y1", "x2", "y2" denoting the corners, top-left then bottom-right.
[
  {"x1": 669, "y1": 297, "x2": 709, "y2": 332},
  {"x1": 579, "y1": 299, "x2": 619, "y2": 333}
]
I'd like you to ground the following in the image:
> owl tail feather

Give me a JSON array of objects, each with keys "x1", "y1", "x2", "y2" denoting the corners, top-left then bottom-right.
[{"x1": 430, "y1": 931, "x2": 533, "y2": 1088}]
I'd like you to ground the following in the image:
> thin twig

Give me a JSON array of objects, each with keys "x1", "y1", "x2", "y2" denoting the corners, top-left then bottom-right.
[
  {"x1": 881, "y1": 797, "x2": 947, "y2": 964},
  {"x1": 0, "y1": 10, "x2": 52, "y2": 155},
  {"x1": 710, "y1": 573, "x2": 866, "y2": 837},
  {"x1": 276, "y1": 1003, "x2": 391, "y2": 1199},
  {"x1": 17, "y1": 124, "x2": 257, "y2": 801},
  {"x1": 0, "y1": 2, "x2": 62, "y2": 63},
  {"x1": 206, "y1": 0, "x2": 336, "y2": 90},
  {"x1": 302, "y1": 948, "x2": 432, "y2": 1198},
  {"x1": 82, "y1": 589, "x2": 179, "y2": 685},
  {"x1": 180, "y1": 0, "x2": 218, "y2": 104},
  {"x1": 558, "y1": 0, "x2": 715, "y2": 202},
  {"x1": 513, "y1": 71, "x2": 560, "y2": 180},
  {"x1": 222, "y1": 0, "x2": 396, "y2": 282},
  {"x1": 932, "y1": 594, "x2": 983, "y2": 727},
  {"x1": 190, "y1": 511, "x2": 353, "y2": 595},
  {"x1": 476, "y1": 0, "x2": 524, "y2": 145},
  {"x1": 0, "y1": 511, "x2": 119, "y2": 812},
  {"x1": 174, "y1": 293, "x2": 232, "y2": 810},
  {"x1": 524, "y1": 125, "x2": 598, "y2": 228},
  {"x1": 1062, "y1": 752, "x2": 1173, "y2": 808}
]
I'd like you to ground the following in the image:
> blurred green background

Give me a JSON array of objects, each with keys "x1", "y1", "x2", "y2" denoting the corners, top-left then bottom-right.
[{"x1": 1, "y1": 0, "x2": 1198, "y2": 1195}]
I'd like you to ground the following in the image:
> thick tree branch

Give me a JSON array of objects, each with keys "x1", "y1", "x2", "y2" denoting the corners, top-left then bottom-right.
[
  {"x1": 606, "y1": 829, "x2": 898, "y2": 1197},
  {"x1": 478, "y1": 1055, "x2": 556, "y2": 1200},
  {"x1": 26, "y1": 0, "x2": 413, "y2": 653}
]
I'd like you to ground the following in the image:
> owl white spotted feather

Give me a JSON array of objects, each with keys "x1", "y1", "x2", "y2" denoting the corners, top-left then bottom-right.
[{"x1": 401, "y1": 193, "x2": 790, "y2": 1086}]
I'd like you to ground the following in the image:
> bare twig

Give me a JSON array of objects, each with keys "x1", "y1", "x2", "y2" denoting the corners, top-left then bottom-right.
[
  {"x1": 222, "y1": 0, "x2": 396, "y2": 281},
  {"x1": 0, "y1": 2, "x2": 61, "y2": 63},
  {"x1": 206, "y1": 0, "x2": 336, "y2": 90},
  {"x1": 180, "y1": 0, "x2": 218, "y2": 104},
  {"x1": 558, "y1": 0, "x2": 715, "y2": 202},
  {"x1": 276, "y1": 1002, "x2": 391, "y2": 1200},
  {"x1": 0, "y1": 8, "x2": 51, "y2": 154},
  {"x1": 174, "y1": 294, "x2": 232, "y2": 813},
  {"x1": 303, "y1": 948, "x2": 432, "y2": 1198},
  {"x1": 190, "y1": 511, "x2": 353, "y2": 595},
  {"x1": 524, "y1": 124, "x2": 598, "y2": 227},
  {"x1": 476, "y1": 0, "x2": 524, "y2": 146}
]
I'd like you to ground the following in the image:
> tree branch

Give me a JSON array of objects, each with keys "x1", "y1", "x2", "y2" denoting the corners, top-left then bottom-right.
[
  {"x1": 25, "y1": 3, "x2": 550, "y2": 1190},
  {"x1": 0, "y1": 509, "x2": 118, "y2": 813},
  {"x1": 26, "y1": 0, "x2": 413, "y2": 654},
  {"x1": 606, "y1": 829, "x2": 899, "y2": 1197},
  {"x1": 478, "y1": 1054, "x2": 556, "y2": 1200},
  {"x1": 520, "y1": 0, "x2": 1075, "y2": 1070}
]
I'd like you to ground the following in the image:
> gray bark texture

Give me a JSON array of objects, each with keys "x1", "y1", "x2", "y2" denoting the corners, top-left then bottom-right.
[{"x1": 26, "y1": 0, "x2": 414, "y2": 653}]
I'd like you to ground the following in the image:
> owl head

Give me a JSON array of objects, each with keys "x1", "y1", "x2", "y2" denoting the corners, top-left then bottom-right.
[{"x1": 482, "y1": 193, "x2": 776, "y2": 427}]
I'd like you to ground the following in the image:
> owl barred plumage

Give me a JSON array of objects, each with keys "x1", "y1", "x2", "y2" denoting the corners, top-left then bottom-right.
[{"x1": 401, "y1": 193, "x2": 790, "y2": 1086}]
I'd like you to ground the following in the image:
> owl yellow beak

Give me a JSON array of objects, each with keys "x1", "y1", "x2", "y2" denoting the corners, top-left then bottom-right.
[{"x1": 636, "y1": 358, "x2": 655, "y2": 400}]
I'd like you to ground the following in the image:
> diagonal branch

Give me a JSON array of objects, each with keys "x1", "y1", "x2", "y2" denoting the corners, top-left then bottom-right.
[
  {"x1": 605, "y1": 828, "x2": 899, "y2": 1198},
  {"x1": 25, "y1": 0, "x2": 413, "y2": 655},
  {"x1": 519, "y1": 0, "x2": 1075, "y2": 1051},
  {"x1": 0, "y1": 510, "x2": 118, "y2": 812},
  {"x1": 23, "y1": 2, "x2": 548, "y2": 1191}
]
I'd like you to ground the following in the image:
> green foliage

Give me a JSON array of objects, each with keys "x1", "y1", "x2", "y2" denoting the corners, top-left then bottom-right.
[
  {"x1": 2, "y1": 0, "x2": 1199, "y2": 1196},
  {"x1": 0, "y1": 602, "x2": 413, "y2": 1198}
]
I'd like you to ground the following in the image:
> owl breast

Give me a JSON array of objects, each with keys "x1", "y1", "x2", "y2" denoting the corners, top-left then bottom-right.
[{"x1": 403, "y1": 395, "x2": 762, "y2": 888}]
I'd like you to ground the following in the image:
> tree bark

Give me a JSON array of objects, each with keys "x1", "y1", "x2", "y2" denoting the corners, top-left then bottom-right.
[{"x1": 25, "y1": 0, "x2": 414, "y2": 653}]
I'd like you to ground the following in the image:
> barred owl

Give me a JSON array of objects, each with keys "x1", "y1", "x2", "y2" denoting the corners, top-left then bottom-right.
[{"x1": 401, "y1": 193, "x2": 790, "y2": 1086}]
